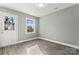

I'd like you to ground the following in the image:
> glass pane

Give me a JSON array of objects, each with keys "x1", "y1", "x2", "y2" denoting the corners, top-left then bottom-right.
[
  {"x1": 27, "y1": 19, "x2": 34, "y2": 32},
  {"x1": 4, "y1": 16, "x2": 15, "y2": 30}
]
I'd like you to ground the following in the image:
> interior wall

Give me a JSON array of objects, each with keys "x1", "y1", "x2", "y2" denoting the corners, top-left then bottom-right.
[
  {"x1": 39, "y1": 4, "x2": 79, "y2": 46},
  {"x1": 0, "y1": 6, "x2": 39, "y2": 41},
  {"x1": 1, "y1": 4, "x2": 79, "y2": 47}
]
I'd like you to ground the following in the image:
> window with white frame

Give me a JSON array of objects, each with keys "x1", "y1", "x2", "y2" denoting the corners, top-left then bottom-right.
[{"x1": 25, "y1": 18, "x2": 35, "y2": 34}]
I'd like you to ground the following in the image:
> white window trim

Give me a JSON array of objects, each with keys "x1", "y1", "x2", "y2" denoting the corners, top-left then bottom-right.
[{"x1": 25, "y1": 18, "x2": 35, "y2": 34}]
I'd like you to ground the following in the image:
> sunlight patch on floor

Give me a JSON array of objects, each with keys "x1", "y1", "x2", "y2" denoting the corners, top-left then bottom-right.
[{"x1": 27, "y1": 44, "x2": 43, "y2": 55}]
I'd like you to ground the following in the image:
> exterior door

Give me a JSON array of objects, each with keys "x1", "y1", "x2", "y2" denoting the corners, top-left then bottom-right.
[{"x1": 0, "y1": 11, "x2": 18, "y2": 47}]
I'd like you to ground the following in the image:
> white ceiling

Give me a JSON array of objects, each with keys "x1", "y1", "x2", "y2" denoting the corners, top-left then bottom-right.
[{"x1": 0, "y1": 3, "x2": 77, "y2": 17}]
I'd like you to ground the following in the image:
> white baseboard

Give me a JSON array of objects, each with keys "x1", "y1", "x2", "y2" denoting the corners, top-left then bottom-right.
[
  {"x1": 0, "y1": 37, "x2": 38, "y2": 48},
  {"x1": 38, "y1": 37, "x2": 79, "y2": 49},
  {"x1": 17, "y1": 37, "x2": 38, "y2": 44},
  {"x1": 1, "y1": 37, "x2": 79, "y2": 50}
]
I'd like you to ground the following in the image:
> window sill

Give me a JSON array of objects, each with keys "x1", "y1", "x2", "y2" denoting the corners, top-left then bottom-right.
[{"x1": 25, "y1": 32, "x2": 36, "y2": 34}]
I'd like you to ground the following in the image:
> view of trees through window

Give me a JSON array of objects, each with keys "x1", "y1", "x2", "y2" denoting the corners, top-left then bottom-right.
[
  {"x1": 26, "y1": 18, "x2": 35, "y2": 33},
  {"x1": 27, "y1": 19, "x2": 34, "y2": 32}
]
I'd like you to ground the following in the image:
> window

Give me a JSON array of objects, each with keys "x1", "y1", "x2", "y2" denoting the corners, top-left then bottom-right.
[
  {"x1": 26, "y1": 18, "x2": 35, "y2": 34},
  {"x1": 4, "y1": 16, "x2": 15, "y2": 30}
]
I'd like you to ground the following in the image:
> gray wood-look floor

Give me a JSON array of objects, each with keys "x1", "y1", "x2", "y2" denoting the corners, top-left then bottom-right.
[{"x1": 0, "y1": 39, "x2": 79, "y2": 55}]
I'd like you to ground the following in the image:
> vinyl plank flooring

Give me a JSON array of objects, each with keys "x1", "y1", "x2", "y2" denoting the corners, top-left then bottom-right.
[{"x1": 0, "y1": 39, "x2": 79, "y2": 55}]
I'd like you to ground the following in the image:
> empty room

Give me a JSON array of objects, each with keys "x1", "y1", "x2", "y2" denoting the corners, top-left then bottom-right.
[{"x1": 0, "y1": 3, "x2": 79, "y2": 55}]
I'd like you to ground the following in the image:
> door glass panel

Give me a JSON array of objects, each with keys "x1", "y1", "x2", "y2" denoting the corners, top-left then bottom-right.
[{"x1": 4, "y1": 16, "x2": 15, "y2": 30}]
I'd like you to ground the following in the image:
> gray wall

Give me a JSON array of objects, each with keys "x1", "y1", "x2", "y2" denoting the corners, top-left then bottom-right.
[
  {"x1": 0, "y1": 6, "x2": 39, "y2": 41},
  {"x1": 1, "y1": 4, "x2": 79, "y2": 47},
  {"x1": 39, "y1": 4, "x2": 79, "y2": 46}
]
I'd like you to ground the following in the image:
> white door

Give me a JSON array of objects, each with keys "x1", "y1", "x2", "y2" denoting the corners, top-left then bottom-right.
[{"x1": 0, "y1": 11, "x2": 18, "y2": 47}]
